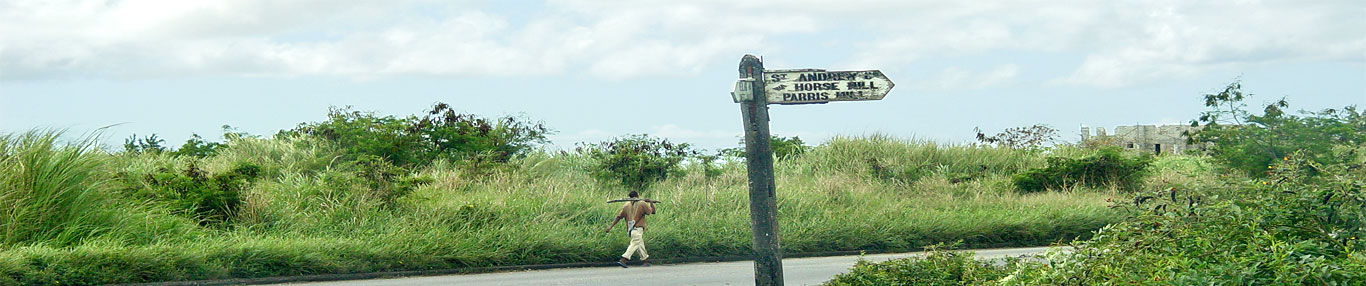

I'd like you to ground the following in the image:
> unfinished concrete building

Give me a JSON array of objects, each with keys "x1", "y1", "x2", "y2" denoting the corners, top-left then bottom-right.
[{"x1": 1081, "y1": 125, "x2": 1201, "y2": 155}]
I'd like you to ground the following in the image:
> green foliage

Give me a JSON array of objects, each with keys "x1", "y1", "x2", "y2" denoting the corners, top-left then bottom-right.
[
  {"x1": 0, "y1": 130, "x2": 119, "y2": 246},
  {"x1": 136, "y1": 161, "x2": 261, "y2": 226},
  {"x1": 771, "y1": 135, "x2": 810, "y2": 160},
  {"x1": 803, "y1": 134, "x2": 1042, "y2": 187},
  {"x1": 284, "y1": 103, "x2": 549, "y2": 169},
  {"x1": 824, "y1": 243, "x2": 1013, "y2": 286},
  {"x1": 414, "y1": 103, "x2": 551, "y2": 165},
  {"x1": 1187, "y1": 81, "x2": 1366, "y2": 177},
  {"x1": 1002, "y1": 148, "x2": 1365, "y2": 285},
  {"x1": 352, "y1": 155, "x2": 434, "y2": 208},
  {"x1": 583, "y1": 134, "x2": 696, "y2": 189},
  {"x1": 1012, "y1": 147, "x2": 1152, "y2": 193},
  {"x1": 974, "y1": 124, "x2": 1059, "y2": 150},
  {"x1": 720, "y1": 135, "x2": 811, "y2": 161},
  {"x1": 0, "y1": 134, "x2": 1124, "y2": 285},
  {"x1": 168, "y1": 134, "x2": 225, "y2": 158},
  {"x1": 122, "y1": 134, "x2": 166, "y2": 154}
]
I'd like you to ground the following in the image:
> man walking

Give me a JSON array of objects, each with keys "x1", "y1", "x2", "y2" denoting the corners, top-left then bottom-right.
[{"x1": 605, "y1": 191, "x2": 656, "y2": 268}]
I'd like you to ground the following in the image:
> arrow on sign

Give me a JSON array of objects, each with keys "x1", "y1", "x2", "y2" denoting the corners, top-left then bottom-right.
[{"x1": 763, "y1": 69, "x2": 894, "y2": 105}]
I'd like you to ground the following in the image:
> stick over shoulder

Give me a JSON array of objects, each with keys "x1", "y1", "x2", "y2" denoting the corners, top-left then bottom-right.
[{"x1": 606, "y1": 198, "x2": 661, "y2": 204}]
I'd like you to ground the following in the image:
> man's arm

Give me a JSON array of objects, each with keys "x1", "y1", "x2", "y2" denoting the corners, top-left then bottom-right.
[
  {"x1": 605, "y1": 207, "x2": 626, "y2": 233},
  {"x1": 604, "y1": 216, "x2": 621, "y2": 233}
]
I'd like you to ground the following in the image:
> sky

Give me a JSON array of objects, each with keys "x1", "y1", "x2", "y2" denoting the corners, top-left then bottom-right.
[{"x1": 1, "y1": 0, "x2": 1363, "y2": 152}]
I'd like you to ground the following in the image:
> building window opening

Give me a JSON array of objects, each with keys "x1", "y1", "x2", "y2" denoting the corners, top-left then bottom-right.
[
  {"x1": 1127, "y1": 143, "x2": 1135, "y2": 148},
  {"x1": 1154, "y1": 143, "x2": 1162, "y2": 154}
]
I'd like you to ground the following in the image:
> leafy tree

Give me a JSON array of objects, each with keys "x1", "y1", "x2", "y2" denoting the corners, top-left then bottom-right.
[
  {"x1": 413, "y1": 103, "x2": 550, "y2": 166},
  {"x1": 720, "y1": 135, "x2": 811, "y2": 161},
  {"x1": 123, "y1": 133, "x2": 166, "y2": 154},
  {"x1": 168, "y1": 134, "x2": 225, "y2": 158},
  {"x1": 974, "y1": 124, "x2": 1058, "y2": 150},
  {"x1": 283, "y1": 103, "x2": 550, "y2": 169},
  {"x1": 284, "y1": 106, "x2": 419, "y2": 166},
  {"x1": 1186, "y1": 81, "x2": 1366, "y2": 177},
  {"x1": 583, "y1": 134, "x2": 697, "y2": 190}
]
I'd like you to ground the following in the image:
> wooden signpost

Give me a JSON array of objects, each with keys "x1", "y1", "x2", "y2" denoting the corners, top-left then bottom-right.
[{"x1": 732, "y1": 55, "x2": 894, "y2": 286}]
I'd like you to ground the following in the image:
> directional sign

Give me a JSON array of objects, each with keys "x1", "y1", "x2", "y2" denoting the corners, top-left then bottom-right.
[{"x1": 763, "y1": 69, "x2": 894, "y2": 105}]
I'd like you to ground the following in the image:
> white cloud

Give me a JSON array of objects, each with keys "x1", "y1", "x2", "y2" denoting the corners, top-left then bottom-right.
[{"x1": 2, "y1": 0, "x2": 1360, "y2": 86}]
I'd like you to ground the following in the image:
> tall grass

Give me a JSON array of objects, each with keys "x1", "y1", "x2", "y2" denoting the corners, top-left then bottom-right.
[
  {"x1": 0, "y1": 134, "x2": 1151, "y2": 285},
  {"x1": 0, "y1": 130, "x2": 118, "y2": 246},
  {"x1": 1, "y1": 130, "x2": 202, "y2": 249}
]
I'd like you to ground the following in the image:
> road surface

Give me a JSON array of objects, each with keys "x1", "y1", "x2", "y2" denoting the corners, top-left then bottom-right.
[{"x1": 279, "y1": 247, "x2": 1050, "y2": 286}]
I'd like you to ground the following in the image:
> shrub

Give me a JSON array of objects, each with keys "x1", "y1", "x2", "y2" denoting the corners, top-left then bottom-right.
[
  {"x1": 1001, "y1": 148, "x2": 1366, "y2": 285},
  {"x1": 1012, "y1": 147, "x2": 1152, "y2": 193},
  {"x1": 123, "y1": 134, "x2": 167, "y2": 154},
  {"x1": 352, "y1": 155, "x2": 433, "y2": 207},
  {"x1": 824, "y1": 243, "x2": 1013, "y2": 286},
  {"x1": 1186, "y1": 81, "x2": 1365, "y2": 177},
  {"x1": 139, "y1": 161, "x2": 261, "y2": 225},
  {"x1": 283, "y1": 103, "x2": 550, "y2": 169},
  {"x1": 169, "y1": 134, "x2": 226, "y2": 158},
  {"x1": 582, "y1": 134, "x2": 696, "y2": 190},
  {"x1": 720, "y1": 135, "x2": 811, "y2": 161},
  {"x1": 974, "y1": 124, "x2": 1059, "y2": 150}
]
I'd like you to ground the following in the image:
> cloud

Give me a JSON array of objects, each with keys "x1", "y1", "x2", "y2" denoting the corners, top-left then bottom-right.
[{"x1": 2, "y1": 0, "x2": 1360, "y2": 85}]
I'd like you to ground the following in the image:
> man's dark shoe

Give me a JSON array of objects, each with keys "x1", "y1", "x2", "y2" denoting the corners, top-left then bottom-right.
[{"x1": 616, "y1": 261, "x2": 628, "y2": 268}]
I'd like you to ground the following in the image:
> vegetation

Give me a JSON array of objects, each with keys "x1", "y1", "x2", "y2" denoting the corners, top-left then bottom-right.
[
  {"x1": 281, "y1": 103, "x2": 550, "y2": 169},
  {"x1": 582, "y1": 134, "x2": 696, "y2": 190},
  {"x1": 720, "y1": 135, "x2": 812, "y2": 161},
  {"x1": 1186, "y1": 81, "x2": 1366, "y2": 177},
  {"x1": 825, "y1": 243, "x2": 1014, "y2": 286},
  {"x1": 0, "y1": 122, "x2": 1130, "y2": 285},
  {"x1": 974, "y1": 124, "x2": 1059, "y2": 150},
  {"x1": 823, "y1": 83, "x2": 1365, "y2": 285},
  {"x1": 1011, "y1": 147, "x2": 1153, "y2": 193}
]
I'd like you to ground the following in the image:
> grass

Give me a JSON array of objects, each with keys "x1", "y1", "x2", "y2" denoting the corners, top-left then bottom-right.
[{"x1": 0, "y1": 131, "x2": 1154, "y2": 285}]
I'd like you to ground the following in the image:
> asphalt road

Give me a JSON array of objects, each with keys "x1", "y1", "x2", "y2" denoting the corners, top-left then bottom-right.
[{"x1": 280, "y1": 247, "x2": 1050, "y2": 286}]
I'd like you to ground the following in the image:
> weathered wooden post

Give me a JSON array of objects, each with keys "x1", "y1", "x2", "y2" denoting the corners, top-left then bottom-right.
[
  {"x1": 731, "y1": 54, "x2": 895, "y2": 286},
  {"x1": 736, "y1": 54, "x2": 783, "y2": 286}
]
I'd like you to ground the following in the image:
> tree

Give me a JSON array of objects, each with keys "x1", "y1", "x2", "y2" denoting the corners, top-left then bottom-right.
[
  {"x1": 123, "y1": 133, "x2": 166, "y2": 154},
  {"x1": 720, "y1": 135, "x2": 811, "y2": 161},
  {"x1": 168, "y1": 134, "x2": 225, "y2": 158},
  {"x1": 582, "y1": 134, "x2": 697, "y2": 190},
  {"x1": 1186, "y1": 81, "x2": 1366, "y2": 177},
  {"x1": 282, "y1": 103, "x2": 550, "y2": 169},
  {"x1": 974, "y1": 124, "x2": 1058, "y2": 150},
  {"x1": 412, "y1": 103, "x2": 550, "y2": 165}
]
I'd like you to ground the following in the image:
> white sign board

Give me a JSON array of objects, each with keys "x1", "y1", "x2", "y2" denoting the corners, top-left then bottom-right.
[{"x1": 763, "y1": 69, "x2": 894, "y2": 105}]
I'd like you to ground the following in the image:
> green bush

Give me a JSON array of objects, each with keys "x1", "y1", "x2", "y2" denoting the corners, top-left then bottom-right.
[
  {"x1": 169, "y1": 134, "x2": 226, "y2": 158},
  {"x1": 352, "y1": 155, "x2": 433, "y2": 208},
  {"x1": 824, "y1": 243, "x2": 1013, "y2": 286},
  {"x1": 1012, "y1": 147, "x2": 1152, "y2": 193},
  {"x1": 1001, "y1": 148, "x2": 1366, "y2": 285},
  {"x1": 283, "y1": 103, "x2": 549, "y2": 169},
  {"x1": 721, "y1": 135, "x2": 811, "y2": 161},
  {"x1": 582, "y1": 134, "x2": 696, "y2": 189},
  {"x1": 138, "y1": 161, "x2": 261, "y2": 225},
  {"x1": 1187, "y1": 81, "x2": 1366, "y2": 177}
]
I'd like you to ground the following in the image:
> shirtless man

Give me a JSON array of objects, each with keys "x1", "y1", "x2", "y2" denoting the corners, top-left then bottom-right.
[{"x1": 604, "y1": 191, "x2": 656, "y2": 268}]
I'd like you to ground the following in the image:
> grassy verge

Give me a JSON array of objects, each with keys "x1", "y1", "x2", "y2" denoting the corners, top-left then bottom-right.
[{"x1": 0, "y1": 132, "x2": 1134, "y2": 285}]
